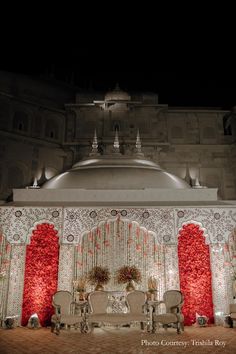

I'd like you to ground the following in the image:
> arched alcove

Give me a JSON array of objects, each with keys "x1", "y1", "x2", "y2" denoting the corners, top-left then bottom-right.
[
  {"x1": 178, "y1": 223, "x2": 214, "y2": 325},
  {"x1": 75, "y1": 218, "x2": 162, "y2": 292},
  {"x1": 21, "y1": 223, "x2": 59, "y2": 327}
]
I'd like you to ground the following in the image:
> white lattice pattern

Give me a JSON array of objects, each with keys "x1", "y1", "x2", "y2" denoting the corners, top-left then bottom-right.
[
  {"x1": 210, "y1": 245, "x2": 230, "y2": 323},
  {"x1": 58, "y1": 245, "x2": 75, "y2": 292},
  {"x1": 164, "y1": 245, "x2": 180, "y2": 294},
  {"x1": 0, "y1": 207, "x2": 63, "y2": 244},
  {"x1": 6, "y1": 245, "x2": 26, "y2": 323},
  {"x1": 0, "y1": 235, "x2": 11, "y2": 321},
  {"x1": 75, "y1": 218, "x2": 161, "y2": 292},
  {"x1": 175, "y1": 208, "x2": 236, "y2": 244},
  {"x1": 63, "y1": 208, "x2": 174, "y2": 245}
]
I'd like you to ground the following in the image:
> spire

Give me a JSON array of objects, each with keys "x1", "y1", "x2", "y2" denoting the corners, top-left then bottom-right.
[
  {"x1": 113, "y1": 129, "x2": 121, "y2": 154},
  {"x1": 89, "y1": 129, "x2": 99, "y2": 156},
  {"x1": 184, "y1": 164, "x2": 192, "y2": 186},
  {"x1": 28, "y1": 176, "x2": 40, "y2": 189},
  {"x1": 33, "y1": 177, "x2": 39, "y2": 188},
  {"x1": 135, "y1": 129, "x2": 144, "y2": 156},
  {"x1": 114, "y1": 82, "x2": 120, "y2": 91},
  {"x1": 114, "y1": 129, "x2": 120, "y2": 149}
]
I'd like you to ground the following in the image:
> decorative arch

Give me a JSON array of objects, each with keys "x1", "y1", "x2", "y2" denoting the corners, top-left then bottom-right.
[
  {"x1": 178, "y1": 220, "x2": 209, "y2": 243},
  {"x1": 178, "y1": 223, "x2": 214, "y2": 325},
  {"x1": 75, "y1": 217, "x2": 163, "y2": 292},
  {"x1": 21, "y1": 223, "x2": 59, "y2": 327},
  {"x1": 63, "y1": 207, "x2": 174, "y2": 245},
  {"x1": 27, "y1": 219, "x2": 60, "y2": 244},
  {"x1": 2, "y1": 207, "x2": 62, "y2": 244}
]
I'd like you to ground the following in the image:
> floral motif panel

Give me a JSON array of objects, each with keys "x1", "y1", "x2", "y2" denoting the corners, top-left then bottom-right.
[
  {"x1": 175, "y1": 208, "x2": 236, "y2": 244},
  {"x1": 6, "y1": 245, "x2": 26, "y2": 323},
  {"x1": 0, "y1": 234, "x2": 11, "y2": 321},
  {"x1": 58, "y1": 245, "x2": 75, "y2": 292},
  {"x1": 21, "y1": 224, "x2": 59, "y2": 327},
  {"x1": 75, "y1": 218, "x2": 162, "y2": 292},
  {"x1": 210, "y1": 245, "x2": 229, "y2": 323},
  {"x1": 178, "y1": 223, "x2": 214, "y2": 326},
  {"x1": 0, "y1": 207, "x2": 62, "y2": 244},
  {"x1": 63, "y1": 208, "x2": 174, "y2": 245},
  {"x1": 163, "y1": 245, "x2": 180, "y2": 295}
]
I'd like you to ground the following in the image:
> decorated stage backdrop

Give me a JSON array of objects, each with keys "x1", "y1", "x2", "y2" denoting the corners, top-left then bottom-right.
[{"x1": 0, "y1": 206, "x2": 236, "y2": 326}]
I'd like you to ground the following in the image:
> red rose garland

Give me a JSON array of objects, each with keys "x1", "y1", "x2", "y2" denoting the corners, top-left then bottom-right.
[
  {"x1": 178, "y1": 223, "x2": 214, "y2": 325},
  {"x1": 21, "y1": 223, "x2": 59, "y2": 327}
]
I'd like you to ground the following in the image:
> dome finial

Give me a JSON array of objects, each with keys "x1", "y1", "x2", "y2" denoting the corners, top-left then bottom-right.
[
  {"x1": 135, "y1": 129, "x2": 144, "y2": 156},
  {"x1": 184, "y1": 163, "x2": 192, "y2": 186},
  {"x1": 89, "y1": 129, "x2": 99, "y2": 156},
  {"x1": 115, "y1": 82, "x2": 120, "y2": 91}
]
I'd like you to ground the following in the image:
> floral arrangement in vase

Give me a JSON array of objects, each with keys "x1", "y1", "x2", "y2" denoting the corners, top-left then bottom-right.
[
  {"x1": 116, "y1": 265, "x2": 141, "y2": 291},
  {"x1": 73, "y1": 275, "x2": 87, "y2": 292},
  {"x1": 88, "y1": 266, "x2": 111, "y2": 290}
]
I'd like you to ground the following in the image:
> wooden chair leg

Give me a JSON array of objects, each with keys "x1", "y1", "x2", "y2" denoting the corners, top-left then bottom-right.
[
  {"x1": 152, "y1": 321, "x2": 157, "y2": 333},
  {"x1": 51, "y1": 322, "x2": 55, "y2": 333},
  {"x1": 177, "y1": 322, "x2": 180, "y2": 334},
  {"x1": 55, "y1": 322, "x2": 60, "y2": 335}
]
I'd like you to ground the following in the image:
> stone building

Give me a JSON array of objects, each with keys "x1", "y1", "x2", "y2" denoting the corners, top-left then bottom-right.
[
  {"x1": 0, "y1": 70, "x2": 236, "y2": 329},
  {"x1": 1, "y1": 71, "x2": 236, "y2": 202}
]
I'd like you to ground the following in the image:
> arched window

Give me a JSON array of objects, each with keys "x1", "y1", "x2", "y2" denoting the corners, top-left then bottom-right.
[
  {"x1": 45, "y1": 119, "x2": 59, "y2": 140},
  {"x1": 114, "y1": 123, "x2": 120, "y2": 132},
  {"x1": 13, "y1": 111, "x2": 29, "y2": 132}
]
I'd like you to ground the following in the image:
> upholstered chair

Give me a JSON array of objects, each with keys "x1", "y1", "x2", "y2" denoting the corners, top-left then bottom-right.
[
  {"x1": 87, "y1": 290, "x2": 149, "y2": 331},
  {"x1": 51, "y1": 290, "x2": 85, "y2": 335},
  {"x1": 152, "y1": 290, "x2": 184, "y2": 334},
  {"x1": 125, "y1": 290, "x2": 149, "y2": 330},
  {"x1": 229, "y1": 303, "x2": 236, "y2": 327}
]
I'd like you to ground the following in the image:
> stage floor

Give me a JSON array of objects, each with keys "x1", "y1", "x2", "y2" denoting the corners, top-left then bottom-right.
[{"x1": 0, "y1": 325, "x2": 235, "y2": 354}]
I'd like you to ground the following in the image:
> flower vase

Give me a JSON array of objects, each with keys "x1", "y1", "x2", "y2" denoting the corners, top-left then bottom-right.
[
  {"x1": 95, "y1": 283, "x2": 104, "y2": 291},
  {"x1": 126, "y1": 280, "x2": 135, "y2": 292},
  {"x1": 79, "y1": 291, "x2": 85, "y2": 301},
  {"x1": 147, "y1": 290, "x2": 155, "y2": 301}
]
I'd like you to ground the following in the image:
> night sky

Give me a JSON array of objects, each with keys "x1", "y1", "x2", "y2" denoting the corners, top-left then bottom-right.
[{"x1": 1, "y1": 49, "x2": 235, "y2": 109}]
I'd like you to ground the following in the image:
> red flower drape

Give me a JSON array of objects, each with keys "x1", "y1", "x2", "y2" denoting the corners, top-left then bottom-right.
[
  {"x1": 21, "y1": 223, "x2": 59, "y2": 327},
  {"x1": 178, "y1": 223, "x2": 214, "y2": 325}
]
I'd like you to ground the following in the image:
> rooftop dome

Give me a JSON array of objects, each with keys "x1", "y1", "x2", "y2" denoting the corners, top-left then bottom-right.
[
  {"x1": 42, "y1": 154, "x2": 190, "y2": 190},
  {"x1": 104, "y1": 83, "x2": 131, "y2": 101}
]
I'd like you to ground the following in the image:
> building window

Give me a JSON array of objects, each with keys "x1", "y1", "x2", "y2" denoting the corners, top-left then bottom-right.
[
  {"x1": 223, "y1": 115, "x2": 232, "y2": 135},
  {"x1": 13, "y1": 111, "x2": 29, "y2": 132},
  {"x1": 45, "y1": 119, "x2": 58, "y2": 140},
  {"x1": 114, "y1": 123, "x2": 120, "y2": 131}
]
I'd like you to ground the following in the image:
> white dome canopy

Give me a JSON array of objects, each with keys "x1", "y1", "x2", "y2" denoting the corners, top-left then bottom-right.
[{"x1": 42, "y1": 154, "x2": 190, "y2": 190}]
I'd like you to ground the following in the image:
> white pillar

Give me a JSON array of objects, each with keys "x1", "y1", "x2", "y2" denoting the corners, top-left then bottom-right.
[
  {"x1": 6, "y1": 245, "x2": 26, "y2": 324},
  {"x1": 58, "y1": 245, "x2": 75, "y2": 292}
]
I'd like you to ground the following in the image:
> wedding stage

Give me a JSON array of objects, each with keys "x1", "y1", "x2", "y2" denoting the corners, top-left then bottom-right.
[{"x1": 0, "y1": 134, "x2": 236, "y2": 330}]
